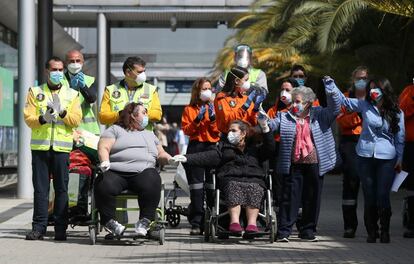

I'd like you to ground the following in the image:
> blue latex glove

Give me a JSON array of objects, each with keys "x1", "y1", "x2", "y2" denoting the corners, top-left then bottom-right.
[
  {"x1": 322, "y1": 76, "x2": 338, "y2": 94},
  {"x1": 242, "y1": 90, "x2": 257, "y2": 110},
  {"x1": 257, "y1": 110, "x2": 270, "y2": 133},
  {"x1": 196, "y1": 105, "x2": 206, "y2": 122},
  {"x1": 70, "y1": 75, "x2": 79, "y2": 89},
  {"x1": 208, "y1": 102, "x2": 215, "y2": 120},
  {"x1": 253, "y1": 91, "x2": 266, "y2": 111},
  {"x1": 77, "y1": 72, "x2": 86, "y2": 88}
]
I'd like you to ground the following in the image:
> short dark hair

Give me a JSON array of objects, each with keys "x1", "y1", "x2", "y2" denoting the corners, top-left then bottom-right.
[
  {"x1": 122, "y1": 56, "x2": 146, "y2": 74},
  {"x1": 45, "y1": 56, "x2": 64, "y2": 69},
  {"x1": 290, "y1": 64, "x2": 307, "y2": 77}
]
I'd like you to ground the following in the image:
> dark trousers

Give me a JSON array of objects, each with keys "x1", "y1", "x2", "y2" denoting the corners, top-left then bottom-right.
[
  {"x1": 184, "y1": 140, "x2": 215, "y2": 228},
  {"x1": 94, "y1": 168, "x2": 161, "y2": 225},
  {"x1": 357, "y1": 156, "x2": 396, "y2": 209},
  {"x1": 277, "y1": 163, "x2": 323, "y2": 238},
  {"x1": 270, "y1": 142, "x2": 280, "y2": 205},
  {"x1": 340, "y1": 139, "x2": 360, "y2": 231},
  {"x1": 357, "y1": 156, "x2": 395, "y2": 235},
  {"x1": 31, "y1": 149, "x2": 69, "y2": 234}
]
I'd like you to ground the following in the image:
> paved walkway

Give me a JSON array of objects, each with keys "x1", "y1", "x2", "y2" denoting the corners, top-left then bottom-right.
[{"x1": 0, "y1": 168, "x2": 413, "y2": 264}]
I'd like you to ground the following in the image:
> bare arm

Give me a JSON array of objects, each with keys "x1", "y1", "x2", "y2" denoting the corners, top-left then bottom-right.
[
  {"x1": 98, "y1": 137, "x2": 116, "y2": 162},
  {"x1": 157, "y1": 144, "x2": 172, "y2": 166}
]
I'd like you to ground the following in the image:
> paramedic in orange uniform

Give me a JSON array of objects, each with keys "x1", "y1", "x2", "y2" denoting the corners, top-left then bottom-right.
[
  {"x1": 181, "y1": 77, "x2": 220, "y2": 235},
  {"x1": 337, "y1": 66, "x2": 367, "y2": 238},
  {"x1": 214, "y1": 66, "x2": 265, "y2": 135}
]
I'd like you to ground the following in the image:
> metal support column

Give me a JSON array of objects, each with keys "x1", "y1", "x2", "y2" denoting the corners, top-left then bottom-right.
[
  {"x1": 37, "y1": 0, "x2": 53, "y2": 83},
  {"x1": 18, "y1": 0, "x2": 36, "y2": 198},
  {"x1": 97, "y1": 12, "x2": 109, "y2": 132}
]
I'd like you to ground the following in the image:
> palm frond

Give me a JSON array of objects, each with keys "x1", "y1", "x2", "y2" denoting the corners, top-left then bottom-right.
[{"x1": 366, "y1": 0, "x2": 414, "y2": 18}]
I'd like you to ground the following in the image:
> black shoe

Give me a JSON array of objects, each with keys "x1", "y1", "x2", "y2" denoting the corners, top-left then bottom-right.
[
  {"x1": 366, "y1": 233, "x2": 376, "y2": 243},
  {"x1": 190, "y1": 226, "x2": 202, "y2": 236},
  {"x1": 25, "y1": 230, "x2": 44, "y2": 240},
  {"x1": 343, "y1": 229, "x2": 356, "y2": 238},
  {"x1": 380, "y1": 232, "x2": 390, "y2": 243},
  {"x1": 403, "y1": 229, "x2": 414, "y2": 238},
  {"x1": 54, "y1": 232, "x2": 67, "y2": 241}
]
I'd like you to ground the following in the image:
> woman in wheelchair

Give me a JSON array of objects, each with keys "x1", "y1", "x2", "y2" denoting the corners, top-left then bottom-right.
[
  {"x1": 169, "y1": 119, "x2": 274, "y2": 235},
  {"x1": 95, "y1": 102, "x2": 171, "y2": 237}
]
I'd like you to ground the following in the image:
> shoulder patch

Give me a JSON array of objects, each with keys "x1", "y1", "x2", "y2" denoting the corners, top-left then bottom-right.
[{"x1": 36, "y1": 93, "x2": 45, "y2": 102}]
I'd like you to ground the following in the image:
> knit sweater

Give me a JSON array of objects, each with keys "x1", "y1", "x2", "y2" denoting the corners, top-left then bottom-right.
[{"x1": 268, "y1": 87, "x2": 342, "y2": 176}]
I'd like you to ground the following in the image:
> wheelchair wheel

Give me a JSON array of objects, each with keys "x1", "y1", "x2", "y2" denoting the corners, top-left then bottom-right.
[
  {"x1": 159, "y1": 228, "x2": 165, "y2": 245},
  {"x1": 166, "y1": 208, "x2": 180, "y2": 227},
  {"x1": 204, "y1": 209, "x2": 211, "y2": 242},
  {"x1": 89, "y1": 225, "x2": 97, "y2": 245},
  {"x1": 210, "y1": 217, "x2": 216, "y2": 243},
  {"x1": 269, "y1": 216, "x2": 275, "y2": 244}
]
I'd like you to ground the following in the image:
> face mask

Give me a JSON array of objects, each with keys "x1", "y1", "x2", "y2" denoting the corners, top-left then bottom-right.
[
  {"x1": 291, "y1": 103, "x2": 306, "y2": 117},
  {"x1": 139, "y1": 116, "x2": 149, "y2": 129},
  {"x1": 135, "y1": 72, "x2": 146, "y2": 85},
  {"x1": 295, "y1": 78, "x2": 305, "y2": 87},
  {"x1": 280, "y1": 90, "x2": 292, "y2": 105},
  {"x1": 370, "y1": 88, "x2": 383, "y2": 103},
  {"x1": 67, "y1": 63, "x2": 83, "y2": 74},
  {"x1": 354, "y1": 79, "x2": 367, "y2": 90},
  {"x1": 200, "y1": 89, "x2": 212, "y2": 102},
  {"x1": 227, "y1": 131, "x2": 241, "y2": 145},
  {"x1": 49, "y1": 71, "x2": 64, "y2": 85},
  {"x1": 240, "y1": 81, "x2": 250, "y2": 91}
]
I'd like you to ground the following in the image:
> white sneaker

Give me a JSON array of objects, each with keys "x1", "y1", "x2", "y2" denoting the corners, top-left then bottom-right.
[
  {"x1": 135, "y1": 218, "x2": 151, "y2": 236},
  {"x1": 105, "y1": 219, "x2": 125, "y2": 236}
]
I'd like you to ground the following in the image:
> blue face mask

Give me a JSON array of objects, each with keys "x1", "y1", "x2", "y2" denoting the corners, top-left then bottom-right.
[
  {"x1": 354, "y1": 79, "x2": 367, "y2": 90},
  {"x1": 49, "y1": 71, "x2": 64, "y2": 85},
  {"x1": 139, "y1": 116, "x2": 149, "y2": 129},
  {"x1": 295, "y1": 78, "x2": 305, "y2": 87}
]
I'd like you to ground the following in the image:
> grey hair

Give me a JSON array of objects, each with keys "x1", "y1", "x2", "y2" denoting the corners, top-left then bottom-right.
[{"x1": 291, "y1": 86, "x2": 316, "y2": 104}]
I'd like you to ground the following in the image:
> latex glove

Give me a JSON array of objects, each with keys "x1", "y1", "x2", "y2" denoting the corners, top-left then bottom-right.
[
  {"x1": 77, "y1": 72, "x2": 86, "y2": 88},
  {"x1": 100, "y1": 160, "x2": 111, "y2": 172},
  {"x1": 196, "y1": 105, "x2": 207, "y2": 122},
  {"x1": 242, "y1": 90, "x2": 257, "y2": 110},
  {"x1": 208, "y1": 102, "x2": 215, "y2": 119},
  {"x1": 257, "y1": 110, "x2": 270, "y2": 133},
  {"x1": 168, "y1": 155, "x2": 187, "y2": 166},
  {"x1": 70, "y1": 75, "x2": 79, "y2": 89},
  {"x1": 42, "y1": 108, "x2": 57, "y2": 123},
  {"x1": 253, "y1": 91, "x2": 267, "y2": 112},
  {"x1": 322, "y1": 76, "x2": 338, "y2": 94},
  {"x1": 51, "y1": 94, "x2": 63, "y2": 114}
]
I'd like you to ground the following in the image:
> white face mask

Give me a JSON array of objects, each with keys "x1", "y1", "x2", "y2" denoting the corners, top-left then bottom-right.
[
  {"x1": 135, "y1": 72, "x2": 146, "y2": 85},
  {"x1": 67, "y1": 63, "x2": 83, "y2": 74},
  {"x1": 200, "y1": 89, "x2": 212, "y2": 102},
  {"x1": 240, "y1": 81, "x2": 250, "y2": 91},
  {"x1": 227, "y1": 131, "x2": 241, "y2": 145},
  {"x1": 280, "y1": 90, "x2": 292, "y2": 105}
]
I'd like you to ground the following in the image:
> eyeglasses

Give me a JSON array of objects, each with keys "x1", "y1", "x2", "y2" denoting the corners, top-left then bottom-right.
[
  {"x1": 355, "y1": 77, "x2": 368, "y2": 81},
  {"x1": 69, "y1": 59, "x2": 82, "y2": 63}
]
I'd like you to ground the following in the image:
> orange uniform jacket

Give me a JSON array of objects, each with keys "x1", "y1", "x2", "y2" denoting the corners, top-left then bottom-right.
[
  {"x1": 214, "y1": 92, "x2": 257, "y2": 134},
  {"x1": 399, "y1": 85, "x2": 414, "y2": 142},
  {"x1": 181, "y1": 104, "x2": 220, "y2": 143},
  {"x1": 336, "y1": 92, "x2": 362, "y2": 136}
]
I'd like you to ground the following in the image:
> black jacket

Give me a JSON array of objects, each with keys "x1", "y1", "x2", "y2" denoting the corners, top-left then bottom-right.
[{"x1": 185, "y1": 131, "x2": 275, "y2": 188}]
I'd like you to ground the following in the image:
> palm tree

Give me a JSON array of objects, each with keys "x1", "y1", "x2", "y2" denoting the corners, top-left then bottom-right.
[{"x1": 212, "y1": 0, "x2": 414, "y2": 83}]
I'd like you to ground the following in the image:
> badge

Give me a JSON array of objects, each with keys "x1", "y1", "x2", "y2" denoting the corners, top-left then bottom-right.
[
  {"x1": 140, "y1": 94, "x2": 149, "y2": 99},
  {"x1": 114, "y1": 105, "x2": 119, "y2": 111},
  {"x1": 218, "y1": 104, "x2": 223, "y2": 111},
  {"x1": 229, "y1": 100, "x2": 237, "y2": 108},
  {"x1": 112, "y1": 91, "x2": 121, "y2": 99},
  {"x1": 36, "y1": 93, "x2": 45, "y2": 102}
]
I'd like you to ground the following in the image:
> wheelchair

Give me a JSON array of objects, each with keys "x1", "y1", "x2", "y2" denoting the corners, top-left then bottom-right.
[
  {"x1": 87, "y1": 170, "x2": 167, "y2": 245},
  {"x1": 204, "y1": 169, "x2": 276, "y2": 243}
]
